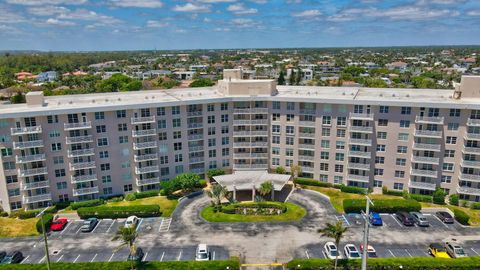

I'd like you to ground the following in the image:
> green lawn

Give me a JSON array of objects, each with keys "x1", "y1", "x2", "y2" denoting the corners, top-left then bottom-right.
[
  {"x1": 201, "y1": 202, "x2": 306, "y2": 222},
  {"x1": 106, "y1": 196, "x2": 178, "y2": 217},
  {"x1": 0, "y1": 217, "x2": 39, "y2": 238}
]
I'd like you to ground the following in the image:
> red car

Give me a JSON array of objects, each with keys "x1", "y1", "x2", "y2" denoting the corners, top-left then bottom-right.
[{"x1": 50, "y1": 218, "x2": 68, "y2": 231}]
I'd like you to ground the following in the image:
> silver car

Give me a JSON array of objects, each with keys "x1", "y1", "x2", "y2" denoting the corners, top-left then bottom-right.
[
  {"x1": 445, "y1": 242, "x2": 467, "y2": 258},
  {"x1": 410, "y1": 212, "x2": 429, "y2": 227}
]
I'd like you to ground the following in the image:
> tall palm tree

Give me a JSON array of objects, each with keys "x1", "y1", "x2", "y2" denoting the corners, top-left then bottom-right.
[
  {"x1": 205, "y1": 184, "x2": 229, "y2": 209},
  {"x1": 112, "y1": 227, "x2": 138, "y2": 270},
  {"x1": 258, "y1": 181, "x2": 273, "y2": 200},
  {"x1": 318, "y1": 221, "x2": 348, "y2": 270}
]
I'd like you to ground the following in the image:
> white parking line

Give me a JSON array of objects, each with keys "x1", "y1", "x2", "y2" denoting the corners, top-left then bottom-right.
[
  {"x1": 21, "y1": 255, "x2": 29, "y2": 264},
  {"x1": 106, "y1": 220, "x2": 116, "y2": 233},
  {"x1": 91, "y1": 253, "x2": 98, "y2": 262},
  {"x1": 108, "y1": 253, "x2": 115, "y2": 262},
  {"x1": 142, "y1": 252, "x2": 148, "y2": 262},
  {"x1": 136, "y1": 218, "x2": 144, "y2": 232},
  {"x1": 177, "y1": 250, "x2": 183, "y2": 261},
  {"x1": 38, "y1": 256, "x2": 46, "y2": 263},
  {"x1": 165, "y1": 218, "x2": 172, "y2": 231},
  {"x1": 305, "y1": 250, "x2": 310, "y2": 259},
  {"x1": 388, "y1": 249, "x2": 395, "y2": 257},
  {"x1": 405, "y1": 249, "x2": 412, "y2": 257},
  {"x1": 76, "y1": 223, "x2": 83, "y2": 234},
  {"x1": 433, "y1": 215, "x2": 450, "y2": 229},
  {"x1": 391, "y1": 215, "x2": 403, "y2": 227},
  {"x1": 160, "y1": 251, "x2": 165, "y2": 261},
  {"x1": 73, "y1": 254, "x2": 81, "y2": 263},
  {"x1": 56, "y1": 255, "x2": 64, "y2": 262},
  {"x1": 61, "y1": 221, "x2": 72, "y2": 235},
  {"x1": 212, "y1": 251, "x2": 215, "y2": 261},
  {"x1": 92, "y1": 220, "x2": 102, "y2": 233},
  {"x1": 158, "y1": 218, "x2": 165, "y2": 232},
  {"x1": 471, "y1": 248, "x2": 479, "y2": 255}
]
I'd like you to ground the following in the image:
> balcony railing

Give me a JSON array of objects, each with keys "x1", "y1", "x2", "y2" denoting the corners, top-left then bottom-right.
[
  {"x1": 69, "y1": 161, "x2": 96, "y2": 171},
  {"x1": 131, "y1": 116, "x2": 155, "y2": 125},
  {"x1": 64, "y1": 121, "x2": 92, "y2": 130},
  {"x1": 411, "y1": 155, "x2": 440, "y2": 165},
  {"x1": 415, "y1": 116, "x2": 444, "y2": 125},
  {"x1": 189, "y1": 156, "x2": 205, "y2": 163},
  {"x1": 347, "y1": 174, "x2": 370, "y2": 183},
  {"x1": 233, "y1": 142, "x2": 251, "y2": 147},
  {"x1": 251, "y1": 142, "x2": 269, "y2": 147},
  {"x1": 298, "y1": 144, "x2": 315, "y2": 149},
  {"x1": 136, "y1": 177, "x2": 160, "y2": 186},
  {"x1": 348, "y1": 163, "x2": 370, "y2": 170},
  {"x1": 298, "y1": 121, "x2": 316, "y2": 127},
  {"x1": 299, "y1": 133, "x2": 315, "y2": 138},
  {"x1": 412, "y1": 143, "x2": 441, "y2": 152},
  {"x1": 187, "y1": 123, "x2": 203, "y2": 129},
  {"x1": 13, "y1": 140, "x2": 43, "y2": 150},
  {"x1": 457, "y1": 186, "x2": 480, "y2": 196},
  {"x1": 188, "y1": 134, "x2": 203, "y2": 140},
  {"x1": 233, "y1": 131, "x2": 268, "y2": 136},
  {"x1": 408, "y1": 181, "x2": 437, "y2": 191},
  {"x1": 233, "y1": 108, "x2": 268, "y2": 114},
  {"x1": 467, "y1": 118, "x2": 480, "y2": 127},
  {"x1": 18, "y1": 167, "x2": 48, "y2": 177},
  {"x1": 16, "y1": 154, "x2": 46, "y2": 164},
  {"x1": 132, "y1": 129, "x2": 156, "y2": 137},
  {"x1": 133, "y1": 141, "x2": 157, "y2": 150},
  {"x1": 135, "y1": 165, "x2": 160, "y2": 174},
  {"x1": 298, "y1": 155, "x2": 315, "y2": 161},
  {"x1": 410, "y1": 169, "x2": 437, "y2": 178},
  {"x1": 134, "y1": 153, "x2": 158, "y2": 162},
  {"x1": 190, "y1": 168, "x2": 205, "y2": 173},
  {"x1": 461, "y1": 160, "x2": 480, "y2": 169},
  {"x1": 349, "y1": 126, "x2": 373, "y2": 133},
  {"x1": 23, "y1": 193, "x2": 52, "y2": 204},
  {"x1": 465, "y1": 133, "x2": 480, "y2": 141},
  {"x1": 73, "y1": 186, "x2": 99, "y2": 196},
  {"x1": 299, "y1": 109, "x2": 316, "y2": 115},
  {"x1": 66, "y1": 135, "x2": 93, "y2": 144},
  {"x1": 187, "y1": 110, "x2": 203, "y2": 117},
  {"x1": 21, "y1": 181, "x2": 50, "y2": 190},
  {"x1": 348, "y1": 138, "x2": 372, "y2": 146},
  {"x1": 459, "y1": 173, "x2": 480, "y2": 183},
  {"x1": 68, "y1": 148, "x2": 95, "y2": 158},
  {"x1": 414, "y1": 129, "x2": 442, "y2": 138},
  {"x1": 349, "y1": 112, "x2": 374, "y2": 121},
  {"x1": 463, "y1": 147, "x2": 480, "y2": 154},
  {"x1": 348, "y1": 151, "x2": 371, "y2": 159},
  {"x1": 189, "y1": 146, "x2": 204, "y2": 152},
  {"x1": 233, "y1": 120, "x2": 268, "y2": 125},
  {"x1": 302, "y1": 167, "x2": 314, "y2": 173},
  {"x1": 11, "y1": 126, "x2": 42, "y2": 135},
  {"x1": 71, "y1": 174, "x2": 97, "y2": 184}
]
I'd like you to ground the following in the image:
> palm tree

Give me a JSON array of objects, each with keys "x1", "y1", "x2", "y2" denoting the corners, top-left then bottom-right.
[
  {"x1": 258, "y1": 181, "x2": 273, "y2": 200},
  {"x1": 112, "y1": 227, "x2": 138, "y2": 270},
  {"x1": 318, "y1": 221, "x2": 348, "y2": 270},
  {"x1": 290, "y1": 165, "x2": 302, "y2": 179},
  {"x1": 205, "y1": 184, "x2": 229, "y2": 209}
]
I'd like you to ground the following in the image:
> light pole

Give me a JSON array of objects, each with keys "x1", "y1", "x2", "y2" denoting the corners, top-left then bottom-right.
[
  {"x1": 361, "y1": 196, "x2": 374, "y2": 270},
  {"x1": 36, "y1": 206, "x2": 51, "y2": 270}
]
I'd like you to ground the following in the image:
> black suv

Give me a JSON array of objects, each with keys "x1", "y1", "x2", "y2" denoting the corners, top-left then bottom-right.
[
  {"x1": 396, "y1": 211, "x2": 415, "y2": 226},
  {"x1": 1, "y1": 251, "x2": 24, "y2": 264},
  {"x1": 436, "y1": 211, "x2": 454, "y2": 224}
]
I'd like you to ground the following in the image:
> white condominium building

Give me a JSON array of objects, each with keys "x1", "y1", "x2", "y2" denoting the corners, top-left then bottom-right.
[{"x1": 1, "y1": 69, "x2": 480, "y2": 212}]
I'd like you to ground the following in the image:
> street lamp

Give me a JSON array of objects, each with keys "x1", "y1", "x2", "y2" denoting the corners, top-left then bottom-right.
[
  {"x1": 36, "y1": 205, "x2": 51, "y2": 270},
  {"x1": 361, "y1": 195, "x2": 374, "y2": 270}
]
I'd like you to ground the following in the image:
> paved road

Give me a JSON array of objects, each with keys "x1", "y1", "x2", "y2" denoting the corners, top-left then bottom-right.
[{"x1": 1, "y1": 188, "x2": 479, "y2": 264}]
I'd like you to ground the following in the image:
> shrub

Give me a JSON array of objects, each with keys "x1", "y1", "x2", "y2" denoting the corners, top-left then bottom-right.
[
  {"x1": 382, "y1": 187, "x2": 403, "y2": 196},
  {"x1": 197, "y1": 180, "x2": 207, "y2": 188},
  {"x1": 77, "y1": 205, "x2": 160, "y2": 219},
  {"x1": 54, "y1": 201, "x2": 71, "y2": 210},
  {"x1": 107, "y1": 196, "x2": 124, "y2": 203},
  {"x1": 36, "y1": 213, "x2": 54, "y2": 233},
  {"x1": 124, "y1": 193, "x2": 136, "y2": 201},
  {"x1": 0, "y1": 212, "x2": 8, "y2": 217},
  {"x1": 471, "y1": 202, "x2": 480, "y2": 210},
  {"x1": 409, "y1": 194, "x2": 433, "y2": 203},
  {"x1": 220, "y1": 202, "x2": 288, "y2": 215},
  {"x1": 18, "y1": 210, "x2": 40, "y2": 219},
  {"x1": 135, "y1": 190, "x2": 159, "y2": 199},
  {"x1": 453, "y1": 209, "x2": 470, "y2": 225},
  {"x1": 339, "y1": 185, "x2": 367, "y2": 195},
  {"x1": 206, "y1": 168, "x2": 225, "y2": 179},
  {"x1": 449, "y1": 194, "x2": 459, "y2": 206},
  {"x1": 294, "y1": 178, "x2": 333, "y2": 188},
  {"x1": 71, "y1": 199, "x2": 103, "y2": 210},
  {"x1": 343, "y1": 199, "x2": 421, "y2": 214},
  {"x1": 433, "y1": 188, "x2": 446, "y2": 205}
]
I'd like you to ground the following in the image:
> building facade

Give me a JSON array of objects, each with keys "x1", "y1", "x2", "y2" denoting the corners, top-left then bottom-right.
[{"x1": 1, "y1": 70, "x2": 480, "y2": 212}]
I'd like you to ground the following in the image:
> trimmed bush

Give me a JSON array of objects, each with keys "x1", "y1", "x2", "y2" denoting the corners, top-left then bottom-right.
[
  {"x1": 107, "y1": 196, "x2": 124, "y2": 203},
  {"x1": 0, "y1": 212, "x2": 8, "y2": 217},
  {"x1": 449, "y1": 194, "x2": 459, "y2": 206},
  {"x1": 409, "y1": 194, "x2": 433, "y2": 203},
  {"x1": 471, "y1": 202, "x2": 480, "y2": 210},
  {"x1": 54, "y1": 201, "x2": 71, "y2": 210},
  {"x1": 71, "y1": 199, "x2": 103, "y2": 210},
  {"x1": 382, "y1": 187, "x2": 403, "y2": 197},
  {"x1": 454, "y1": 208, "x2": 470, "y2": 225},
  {"x1": 124, "y1": 193, "x2": 136, "y2": 201},
  {"x1": 343, "y1": 199, "x2": 421, "y2": 214},
  {"x1": 36, "y1": 213, "x2": 54, "y2": 233},
  {"x1": 433, "y1": 188, "x2": 446, "y2": 205},
  {"x1": 77, "y1": 205, "x2": 160, "y2": 219},
  {"x1": 18, "y1": 210, "x2": 40, "y2": 220},
  {"x1": 135, "y1": 190, "x2": 160, "y2": 199},
  {"x1": 294, "y1": 178, "x2": 333, "y2": 188},
  {"x1": 221, "y1": 202, "x2": 288, "y2": 215},
  {"x1": 206, "y1": 168, "x2": 225, "y2": 179},
  {"x1": 339, "y1": 184, "x2": 367, "y2": 195},
  {"x1": 198, "y1": 180, "x2": 207, "y2": 188}
]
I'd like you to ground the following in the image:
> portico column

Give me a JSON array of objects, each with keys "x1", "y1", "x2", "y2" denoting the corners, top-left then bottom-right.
[
  {"x1": 233, "y1": 185, "x2": 237, "y2": 201},
  {"x1": 252, "y1": 184, "x2": 256, "y2": 201}
]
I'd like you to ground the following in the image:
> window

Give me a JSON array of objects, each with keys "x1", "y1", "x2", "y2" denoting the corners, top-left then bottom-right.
[
  {"x1": 447, "y1": 123, "x2": 459, "y2": 131},
  {"x1": 286, "y1": 126, "x2": 294, "y2": 134},
  {"x1": 174, "y1": 131, "x2": 182, "y2": 139},
  {"x1": 8, "y1": 188, "x2": 20, "y2": 197},
  {"x1": 208, "y1": 127, "x2": 216, "y2": 136},
  {"x1": 221, "y1": 126, "x2": 229, "y2": 134},
  {"x1": 49, "y1": 130, "x2": 60, "y2": 138},
  {"x1": 395, "y1": 170, "x2": 405, "y2": 178},
  {"x1": 119, "y1": 135, "x2": 128, "y2": 144},
  {"x1": 6, "y1": 175, "x2": 18, "y2": 184},
  {"x1": 221, "y1": 137, "x2": 229, "y2": 145},
  {"x1": 449, "y1": 109, "x2": 460, "y2": 117},
  {"x1": 124, "y1": 184, "x2": 133, "y2": 192},
  {"x1": 322, "y1": 116, "x2": 331, "y2": 125},
  {"x1": 97, "y1": 138, "x2": 108, "y2": 147},
  {"x1": 285, "y1": 137, "x2": 294, "y2": 145},
  {"x1": 441, "y1": 175, "x2": 452, "y2": 183},
  {"x1": 287, "y1": 102, "x2": 295, "y2": 110},
  {"x1": 334, "y1": 164, "x2": 343, "y2": 173},
  {"x1": 55, "y1": 169, "x2": 66, "y2": 177},
  {"x1": 10, "y1": 201, "x2": 22, "y2": 210},
  {"x1": 286, "y1": 114, "x2": 294, "y2": 121},
  {"x1": 116, "y1": 110, "x2": 126, "y2": 118},
  {"x1": 99, "y1": 150, "x2": 109, "y2": 158},
  {"x1": 221, "y1": 114, "x2": 229, "y2": 123},
  {"x1": 335, "y1": 153, "x2": 344, "y2": 161},
  {"x1": 376, "y1": 144, "x2": 386, "y2": 152},
  {"x1": 373, "y1": 180, "x2": 383, "y2": 187},
  {"x1": 158, "y1": 119, "x2": 167, "y2": 129},
  {"x1": 320, "y1": 174, "x2": 328, "y2": 182},
  {"x1": 377, "y1": 131, "x2": 387, "y2": 139},
  {"x1": 172, "y1": 118, "x2": 181, "y2": 128},
  {"x1": 208, "y1": 138, "x2": 216, "y2": 147},
  {"x1": 443, "y1": 163, "x2": 454, "y2": 171},
  {"x1": 336, "y1": 141, "x2": 345, "y2": 150},
  {"x1": 272, "y1": 136, "x2": 280, "y2": 144},
  {"x1": 157, "y1": 107, "x2": 165, "y2": 116},
  {"x1": 272, "y1": 158, "x2": 280, "y2": 165},
  {"x1": 100, "y1": 163, "x2": 110, "y2": 171},
  {"x1": 172, "y1": 106, "x2": 180, "y2": 115},
  {"x1": 222, "y1": 148, "x2": 229, "y2": 156},
  {"x1": 393, "y1": 183, "x2": 404, "y2": 190},
  {"x1": 396, "y1": 158, "x2": 406, "y2": 166},
  {"x1": 320, "y1": 151, "x2": 329, "y2": 160},
  {"x1": 286, "y1": 148, "x2": 294, "y2": 156},
  {"x1": 398, "y1": 133, "x2": 409, "y2": 141},
  {"x1": 221, "y1": 103, "x2": 228, "y2": 111},
  {"x1": 175, "y1": 165, "x2": 184, "y2": 174},
  {"x1": 446, "y1": 136, "x2": 457, "y2": 144},
  {"x1": 158, "y1": 132, "x2": 167, "y2": 141},
  {"x1": 175, "y1": 153, "x2": 183, "y2": 162},
  {"x1": 96, "y1": 125, "x2": 106, "y2": 133},
  {"x1": 397, "y1": 146, "x2": 407, "y2": 153},
  {"x1": 2, "y1": 161, "x2": 14, "y2": 170},
  {"x1": 56, "y1": 182, "x2": 67, "y2": 190},
  {"x1": 53, "y1": 156, "x2": 64, "y2": 164},
  {"x1": 285, "y1": 159, "x2": 293, "y2": 167},
  {"x1": 208, "y1": 149, "x2": 217, "y2": 158},
  {"x1": 399, "y1": 120, "x2": 410, "y2": 128},
  {"x1": 174, "y1": 142, "x2": 182, "y2": 151},
  {"x1": 374, "y1": 168, "x2": 384, "y2": 176},
  {"x1": 272, "y1": 113, "x2": 280, "y2": 121},
  {"x1": 207, "y1": 104, "x2": 215, "y2": 112},
  {"x1": 379, "y1": 106, "x2": 389, "y2": 113},
  {"x1": 102, "y1": 175, "x2": 112, "y2": 183},
  {"x1": 378, "y1": 119, "x2": 388, "y2": 126},
  {"x1": 1, "y1": 148, "x2": 12, "y2": 156},
  {"x1": 321, "y1": 128, "x2": 330, "y2": 136},
  {"x1": 321, "y1": 140, "x2": 330, "y2": 148},
  {"x1": 401, "y1": 107, "x2": 411, "y2": 115},
  {"x1": 207, "y1": 116, "x2": 215, "y2": 124},
  {"x1": 337, "y1": 117, "x2": 346, "y2": 126},
  {"x1": 375, "y1": 156, "x2": 385, "y2": 164},
  {"x1": 51, "y1": 143, "x2": 62, "y2": 151},
  {"x1": 47, "y1": 115, "x2": 59, "y2": 123},
  {"x1": 272, "y1": 125, "x2": 280, "y2": 133},
  {"x1": 95, "y1": 112, "x2": 105, "y2": 120},
  {"x1": 272, "y1": 101, "x2": 280, "y2": 110},
  {"x1": 320, "y1": 163, "x2": 329, "y2": 171},
  {"x1": 336, "y1": 129, "x2": 346, "y2": 138},
  {"x1": 159, "y1": 156, "x2": 169, "y2": 164},
  {"x1": 103, "y1": 187, "x2": 113, "y2": 195},
  {"x1": 444, "y1": 150, "x2": 455, "y2": 158}
]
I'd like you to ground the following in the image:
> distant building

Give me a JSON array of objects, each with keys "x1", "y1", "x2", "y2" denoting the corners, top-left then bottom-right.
[
  {"x1": 14, "y1": 72, "x2": 36, "y2": 81},
  {"x1": 189, "y1": 65, "x2": 208, "y2": 72},
  {"x1": 142, "y1": 70, "x2": 172, "y2": 80},
  {"x1": 174, "y1": 71, "x2": 195, "y2": 80},
  {"x1": 386, "y1": 61, "x2": 408, "y2": 72},
  {"x1": 63, "y1": 71, "x2": 88, "y2": 77},
  {"x1": 88, "y1": 61, "x2": 117, "y2": 70},
  {"x1": 37, "y1": 71, "x2": 57, "y2": 83},
  {"x1": 364, "y1": 62, "x2": 380, "y2": 69}
]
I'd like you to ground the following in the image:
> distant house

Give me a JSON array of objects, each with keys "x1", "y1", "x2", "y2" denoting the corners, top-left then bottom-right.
[
  {"x1": 174, "y1": 71, "x2": 195, "y2": 80},
  {"x1": 364, "y1": 62, "x2": 380, "y2": 69},
  {"x1": 37, "y1": 71, "x2": 58, "y2": 83},
  {"x1": 63, "y1": 71, "x2": 88, "y2": 77},
  {"x1": 142, "y1": 70, "x2": 171, "y2": 80},
  {"x1": 189, "y1": 65, "x2": 208, "y2": 72},
  {"x1": 14, "y1": 71, "x2": 36, "y2": 81},
  {"x1": 386, "y1": 61, "x2": 408, "y2": 72},
  {"x1": 89, "y1": 61, "x2": 117, "y2": 69}
]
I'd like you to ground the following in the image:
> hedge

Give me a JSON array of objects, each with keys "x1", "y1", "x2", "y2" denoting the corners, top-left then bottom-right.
[
  {"x1": 339, "y1": 185, "x2": 368, "y2": 195},
  {"x1": 294, "y1": 178, "x2": 334, "y2": 188},
  {"x1": 471, "y1": 202, "x2": 480, "y2": 210},
  {"x1": 382, "y1": 186, "x2": 404, "y2": 197},
  {"x1": 409, "y1": 194, "x2": 433, "y2": 203},
  {"x1": 221, "y1": 202, "x2": 288, "y2": 214},
  {"x1": 16, "y1": 206, "x2": 57, "y2": 219},
  {"x1": 287, "y1": 256, "x2": 480, "y2": 270},
  {"x1": 36, "y1": 213, "x2": 54, "y2": 233},
  {"x1": 135, "y1": 190, "x2": 160, "y2": 199},
  {"x1": 77, "y1": 205, "x2": 160, "y2": 219},
  {"x1": 71, "y1": 199, "x2": 103, "y2": 210},
  {"x1": 453, "y1": 208, "x2": 470, "y2": 225},
  {"x1": 449, "y1": 194, "x2": 460, "y2": 206},
  {"x1": 343, "y1": 199, "x2": 421, "y2": 214}
]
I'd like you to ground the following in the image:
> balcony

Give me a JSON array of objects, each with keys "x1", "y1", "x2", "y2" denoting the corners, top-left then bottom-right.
[
  {"x1": 465, "y1": 133, "x2": 480, "y2": 141},
  {"x1": 188, "y1": 134, "x2": 203, "y2": 140},
  {"x1": 13, "y1": 140, "x2": 43, "y2": 150},
  {"x1": 132, "y1": 129, "x2": 156, "y2": 137},
  {"x1": 349, "y1": 126, "x2": 373, "y2": 133},
  {"x1": 298, "y1": 144, "x2": 315, "y2": 150},
  {"x1": 299, "y1": 133, "x2": 315, "y2": 138},
  {"x1": 298, "y1": 155, "x2": 315, "y2": 161},
  {"x1": 69, "y1": 161, "x2": 96, "y2": 171},
  {"x1": 190, "y1": 168, "x2": 205, "y2": 173},
  {"x1": 461, "y1": 160, "x2": 480, "y2": 169},
  {"x1": 136, "y1": 177, "x2": 160, "y2": 186},
  {"x1": 187, "y1": 110, "x2": 203, "y2": 117},
  {"x1": 299, "y1": 109, "x2": 316, "y2": 115},
  {"x1": 187, "y1": 123, "x2": 203, "y2": 129},
  {"x1": 234, "y1": 108, "x2": 268, "y2": 114},
  {"x1": 189, "y1": 156, "x2": 205, "y2": 163},
  {"x1": 233, "y1": 131, "x2": 268, "y2": 137},
  {"x1": 251, "y1": 153, "x2": 268, "y2": 158},
  {"x1": 410, "y1": 169, "x2": 437, "y2": 178},
  {"x1": 347, "y1": 174, "x2": 370, "y2": 183},
  {"x1": 414, "y1": 129, "x2": 442, "y2": 138},
  {"x1": 411, "y1": 155, "x2": 440, "y2": 165},
  {"x1": 73, "y1": 186, "x2": 99, "y2": 196},
  {"x1": 64, "y1": 121, "x2": 92, "y2": 130},
  {"x1": 302, "y1": 167, "x2": 314, "y2": 173},
  {"x1": 21, "y1": 181, "x2": 50, "y2": 190},
  {"x1": 348, "y1": 163, "x2": 370, "y2": 170},
  {"x1": 133, "y1": 141, "x2": 157, "y2": 150},
  {"x1": 298, "y1": 121, "x2": 316, "y2": 127},
  {"x1": 467, "y1": 118, "x2": 480, "y2": 127},
  {"x1": 18, "y1": 167, "x2": 48, "y2": 177},
  {"x1": 23, "y1": 193, "x2": 52, "y2": 204},
  {"x1": 463, "y1": 147, "x2": 480, "y2": 154},
  {"x1": 415, "y1": 116, "x2": 444, "y2": 125},
  {"x1": 16, "y1": 154, "x2": 46, "y2": 164},
  {"x1": 348, "y1": 138, "x2": 372, "y2": 146},
  {"x1": 233, "y1": 142, "x2": 251, "y2": 147},
  {"x1": 408, "y1": 181, "x2": 437, "y2": 191},
  {"x1": 251, "y1": 141, "x2": 269, "y2": 147},
  {"x1": 457, "y1": 186, "x2": 480, "y2": 196},
  {"x1": 349, "y1": 112, "x2": 374, "y2": 121},
  {"x1": 11, "y1": 126, "x2": 42, "y2": 135},
  {"x1": 412, "y1": 143, "x2": 441, "y2": 152},
  {"x1": 348, "y1": 151, "x2": 371, "y2": 159},
  {"x1": 233, "y1": 120, "x2": 268, "y2": 125},
  {"x1": 134, "y1": 153, "x2": 158, "y2": 162},
  {"x1": 131, "y1": 116, "x2": 155, "y2": 125},
  {"x1": 189, "y1": 146, "x2": 204, "y2": 152},
  {"x1": 135, "y1": 165, "x2": 160, "y2": 174},
  {"x1": 68, "y1": 148, "x2": 95, "y2": 158},
  {"x1": 459, "y1": 173, "x2": 480, "y2": 183},
  {"x1": 66, "y1": 135, "x2": 93, "y2": 144},
  {"x1": 71, "y1": 174, "x2": 97, "y2": 184}
]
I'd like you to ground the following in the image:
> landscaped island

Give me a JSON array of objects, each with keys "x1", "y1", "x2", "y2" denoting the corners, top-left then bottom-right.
[{"x1": 201, "y1": 202, "x2": 306, "y2": 222}]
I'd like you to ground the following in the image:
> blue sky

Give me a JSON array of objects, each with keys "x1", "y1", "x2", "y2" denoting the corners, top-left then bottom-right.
[{"x1": 0, "y1": 0, "x2": 480, "y2": 51}]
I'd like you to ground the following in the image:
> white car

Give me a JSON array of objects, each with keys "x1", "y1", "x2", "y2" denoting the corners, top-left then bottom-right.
[
  {"x1": 344, "y1": 244, "x2": 361, "y2": 259},
  {"x1": 195, "y1": 244, "x2": 210, "y2": 261},
  {"x1": 445, "y1": 242, "x2": 467, "y2": 258},
  {"x1": 324, "y1": 242, "x2": 342, "y2": 260},
  {"x1": 124, "y1": 216, "x2": 139, "y2": 229}
]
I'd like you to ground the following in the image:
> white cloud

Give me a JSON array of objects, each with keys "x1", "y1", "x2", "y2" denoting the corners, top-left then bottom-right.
[
  {"x1": 0, "y1": 6, "x2": 26, "y2": 23},
  {"x1": 328, "y1": 6, "x2": 459, "y2": 21},
  {"x1": 57, "y1": 9, "x2": 122, "y2": 25},
  {"x1": 213, "y1": 27, "x2": 231, "y2": 32},
  {"x1": 45, "y1": 18, "x2": 76, "y2": 26},
  {"x1": 5, "y1": 0, "x2": 87, "y2": 5},
  {"x1": 231, "y1": 18, "x2": 261, "y2": 28},
  {"x1": 249, "y1": 0, "x2": 268, "y2": 3},
  {"x1": 467, "y1": 10, "x2": 480, "y2": 16},
  {"x1": 109, "y1": 0, "x2": 163, "y2": 8},
  {"x1": 146, "y1": 20, "x2": 168, "y2": 28},
  {"x1": 198, "y1": 0, "x2": 235, "y2": 3},
  {"x1": 287, "y1": 0, "x2": 302, "y2": 3},
  {"x1": 416, "y1": 0, "x2": 467, "y2": 5},
  {"x1": 291, "y1": 9, "x2": 321, "y2": 17},
  {"x1": 27, "y1": 6, "x2": 70, "y2": 16},
  {"x1": 172, "y1": 3, "x2": 211, "y2": 13},
  {"x1": 203, "y1": 17, "x2": 211, "y2": 22},
  {"x1": 227, "y1": 4, "x2": 258, "y2": 15}
]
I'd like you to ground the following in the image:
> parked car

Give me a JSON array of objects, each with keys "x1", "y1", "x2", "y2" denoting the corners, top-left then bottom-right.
[
  {"x1": 324, "y1": 242, "x2": 342, "y2": 260},
  {"x1": 436, "y1": 211, "x2": 454, "y2": 224},
  {"x1": 195, "y1": 244, "x2": 210, "y2": 261},
  {"x1": 445, "y1": 242, "x2": 467, "y2": 258},
  {"x1": 124, "y1": 216, "x2": 139, "y2": 229},
  {"x1": 395, "y1": 211, "x2": 414, "y2": 226},
  {"x1": 50, "y1": 218, "x2": 68, "y2": 231},
  {"x1": 81, "y1": 218, "x2": 99, "y2": 232},
  {"x1": 0, "y1": 251, "x2": 24, "y2": 264},
  {"x1": 0, "y1": 251, "x2": 6, "y2": 262},
  {"x1": 429, "y1": 243, "x2": 451, "y2": 258},
  {"x1": 369, "y1": 212, "x2": 383, "y2": 226},
  {"x1": 344, "y1": 244, "x2": 361, "y2": 259},
  {"x1": 410, "y1": 212, "x2": 430, "y2": 227},
  {"x1": 127, "y1": 247, "x2": 144, "y2": 262},
  {"x1": 360, "y1": 244, "x2": 377, "y2": 258}
]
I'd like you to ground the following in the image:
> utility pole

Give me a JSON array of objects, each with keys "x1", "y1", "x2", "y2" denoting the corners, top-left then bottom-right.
[
  {"x1": 361, "y1": 196, "x2": 374, "y2": 270},
  {"x1": 36, "y1": 206, "x2": 51, "y2": 270}
]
